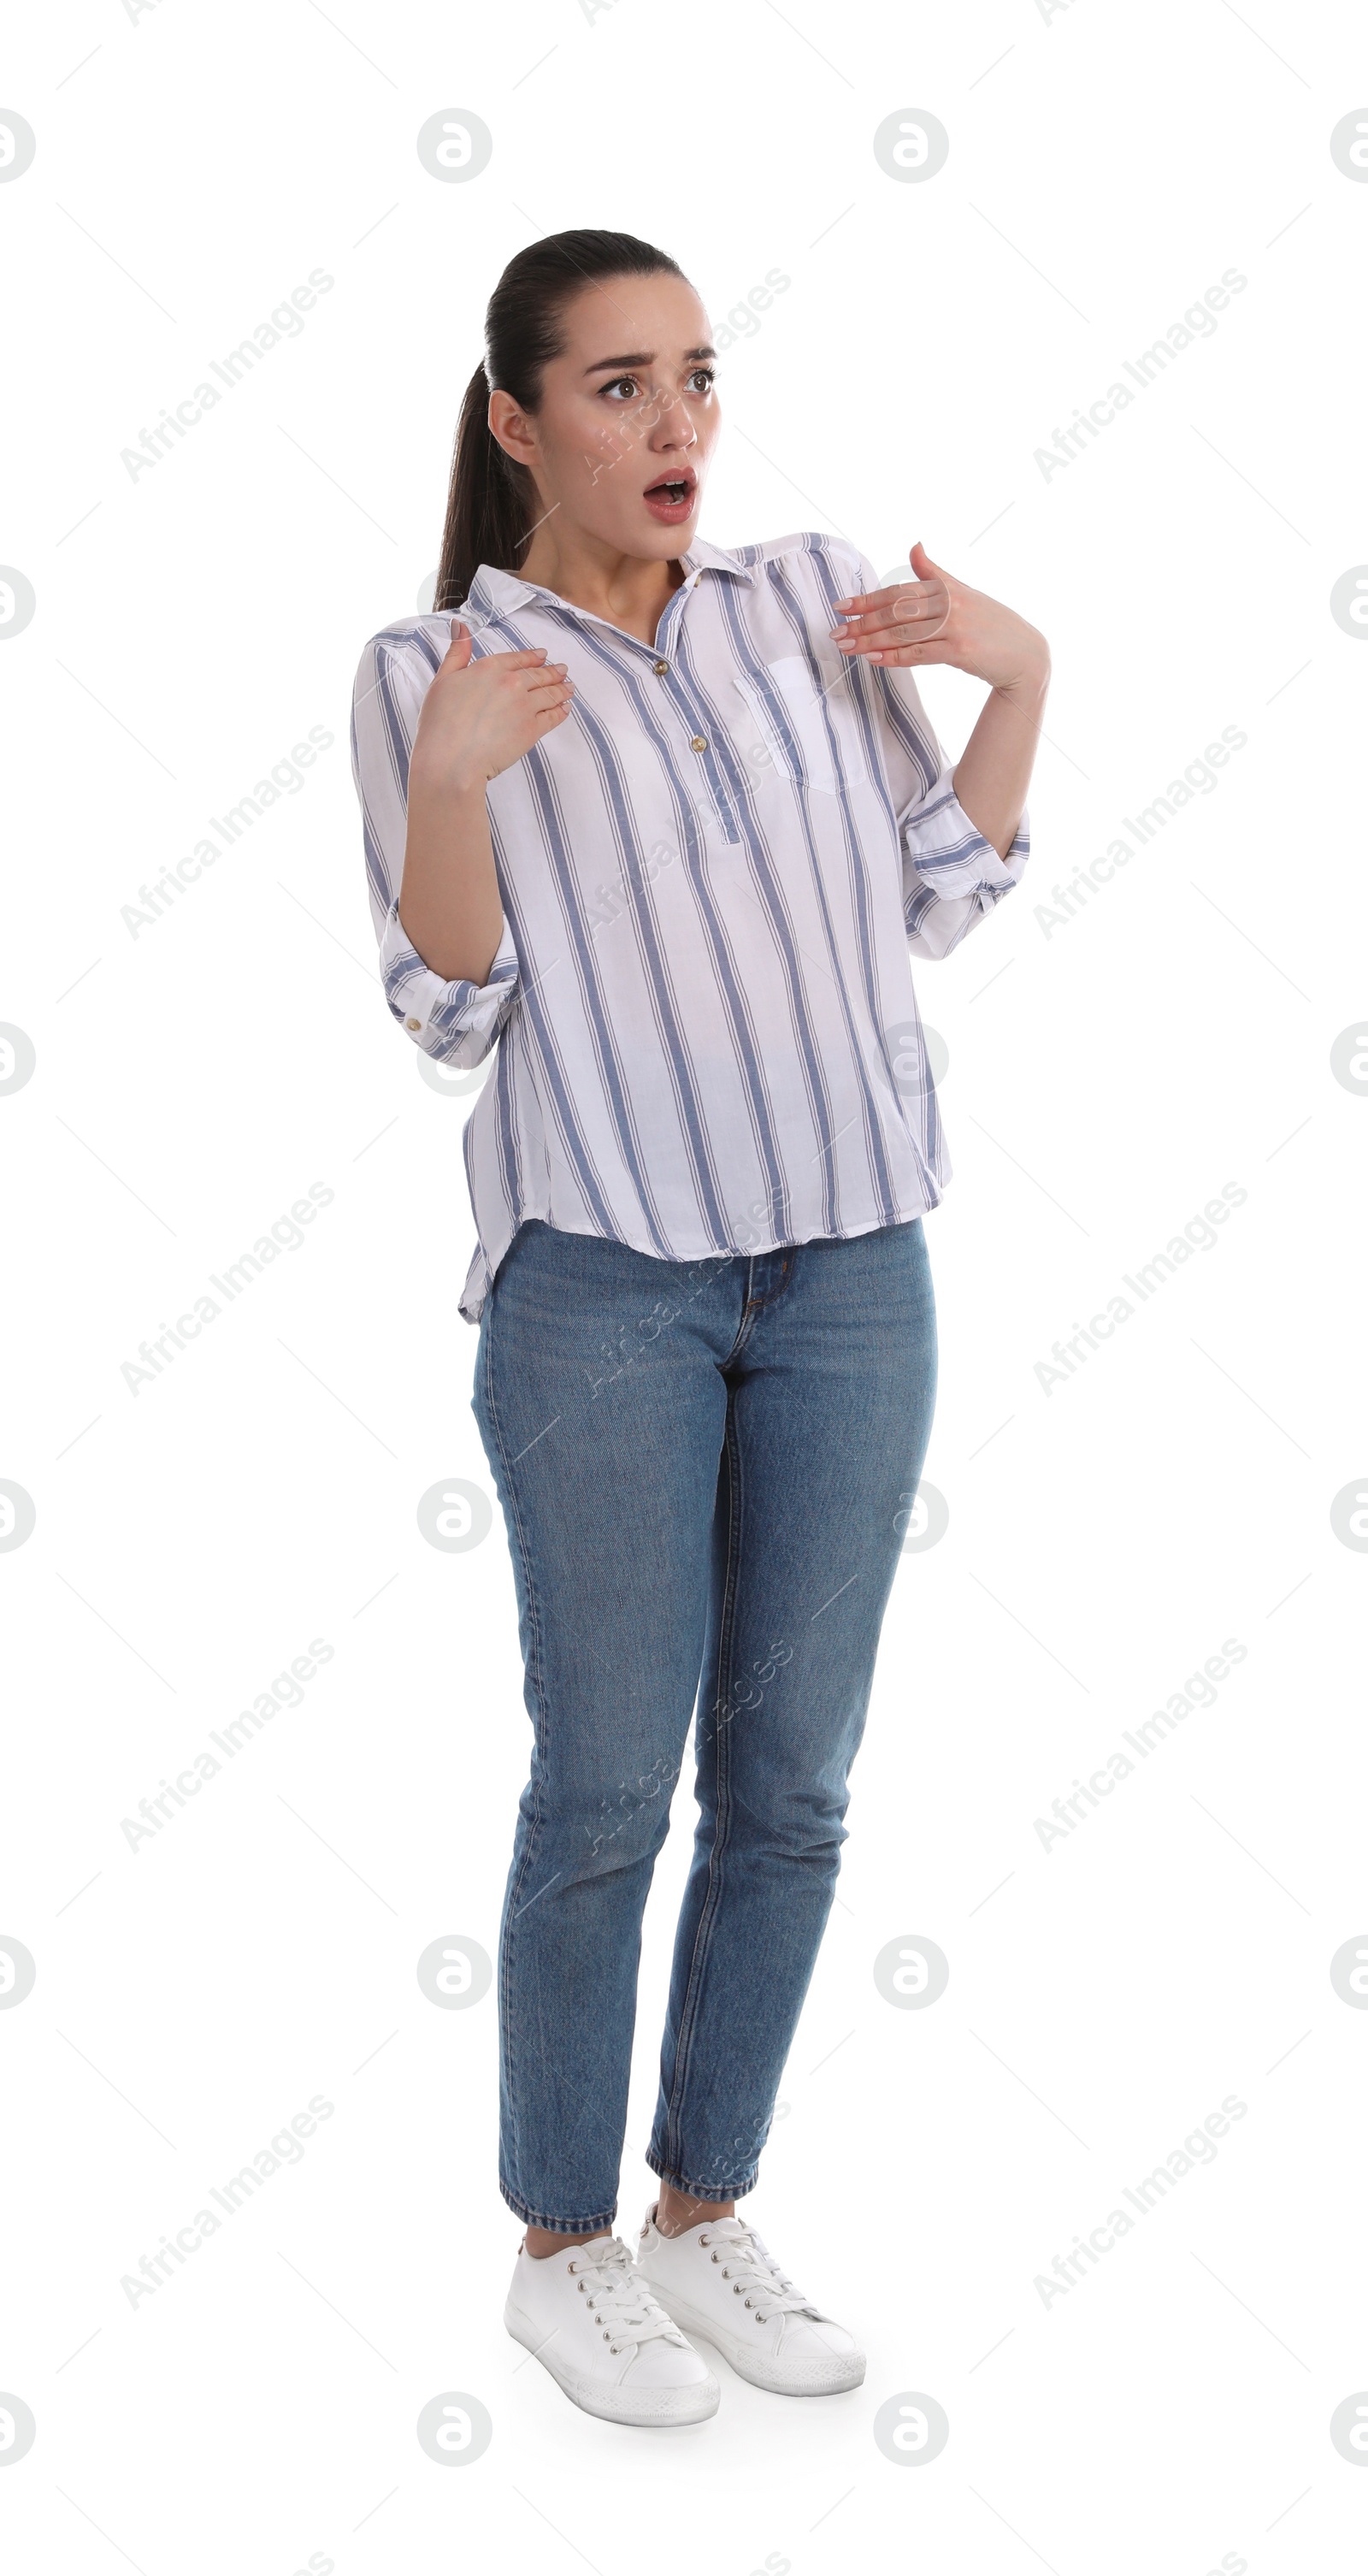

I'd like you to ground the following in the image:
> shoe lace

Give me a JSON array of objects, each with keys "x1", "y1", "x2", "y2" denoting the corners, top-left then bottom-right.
[
  {"x1": 570, "y1": 2236, "x2": 685, "y2": 2349},
  {"x1": 694, "y1": 2218, "x2": 817, "y2": 2323}
]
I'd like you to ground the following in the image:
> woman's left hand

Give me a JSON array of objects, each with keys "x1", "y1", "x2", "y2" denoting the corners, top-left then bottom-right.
[{"x1": 829, "y1": 541, "x2": 1049, "y2": 695}]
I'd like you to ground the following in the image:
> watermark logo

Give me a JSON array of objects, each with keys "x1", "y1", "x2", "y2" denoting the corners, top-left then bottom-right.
[
  {"x1": 416, "y1": 2393, "x2": 493, "y2": 2462},
  {"x1": 120, "y1": 2098, "x2": 335, "y2": 2307},
  {"x1": 1330, "y1": 1025, "x2": 1368, "y2": 1091},
  {"x1": 0, "y1": 2396, "x2": 37, "y2": 2464},
  {"x1": 0, "y1": 113, "x2": 35, "y2": 182},
  {"x1": 120, "y1": 730, "x2": 336, "y2": 936},
  {"x1": 884, "y1": 1019, "x2": 949, "y2": 1099},
  {"x1": 873, "y1": 111, "x2": 949, "y2": 183},
  {"x1": 416, "y1": 1479, "x2": 492, "y2": 1551},
  {"x1": 417, "y1": 1050, "x2": 490, "y2": 1098},
  {"x1": 119, "y1": 277, "x2": 334, "y2": 483},
  {"x1": 0, "y1": 1483, "x2": 36, "y2": 1553},
  {"x1": 896, "y1": 1480, "x2": 948, "y2": 1552},
  {"x1": 873, "y1": 2390, "x2": 950, "y2": 2462},
  {"x1": 1330, "y1": 1482, "x2": 1368, "y2": 1551},
  {"x1": 1032, "y1": 272, "x2": 1247, "y2": 482},
  {"x1": 711, "y1": 269, "x2": 791, "y2": 354},
  {"x1": 586, "y1": 836, "x2": 683, "y2": 933},
  {"x1": 416, "y1": 1936, "x2": 492, "y2": 2009},
  {"x1": 121, "y1": 1642, "x2": 334, "y2": 1853},
  {"x1": 1034, "y1": 1640, "x2": 1247, "y2": 1852},
  {"x1": 416, "y1": 112, "x2": 492, "y2": 183},
  {"x1": 0, "y1": 1938, "x2": 37, "y2": 2007},
  {"x1": 1330, "y1": 2394, "x2": 1368, "y2": 2461},
  {"x1": 1035, "y1": 2095, "x2": 1247, "y2": 2307},
  {"x1": 0, "y1": 1025, "x2": 36, "y2": 1091},
  {"x1": 119, "y1": 1185, "x2": 336, "y2": 1395},
  {"x1": 874, "y1": 1935, "x2": 949, "y2": 2008},
  {"x1": 1330, "y1": 1938, "x2": 1368, "y2": 2006},
  {"x1": 0, "y1": 569, "x2": 35, "y2": 636},
  {"x1": 1330, "y1": 569, "x2": 1368, "y2": 636},
  {"x1": 1330, "y1": 112, "x2": 1368, "y2": 180},
  {"x1": 1032, "y1": 1184, "x2": 1248, "y2": 1394},
  {"x1": 1035, "y1": 729, "x2": 1248, "y2": 937}
]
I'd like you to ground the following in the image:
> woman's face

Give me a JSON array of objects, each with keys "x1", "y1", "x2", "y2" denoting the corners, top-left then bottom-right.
[{"x1": 489, "y1": 270, "x2": 720, "y2": 561}]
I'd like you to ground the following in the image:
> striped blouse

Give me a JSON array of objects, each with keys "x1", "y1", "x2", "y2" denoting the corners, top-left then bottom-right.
[{"x1": 351, "y1": 530, "x2": 1030, "y2": 1325}]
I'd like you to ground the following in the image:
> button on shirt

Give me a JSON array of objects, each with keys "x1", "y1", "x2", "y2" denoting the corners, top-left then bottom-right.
[{"x1": 351, "y1": 530, "x2": 1030, "y2": 1325}]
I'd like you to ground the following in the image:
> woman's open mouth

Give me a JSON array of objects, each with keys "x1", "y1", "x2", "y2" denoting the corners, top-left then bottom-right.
[{"x1": 642, "y1": 469, "x2": 698, "y2": 524}]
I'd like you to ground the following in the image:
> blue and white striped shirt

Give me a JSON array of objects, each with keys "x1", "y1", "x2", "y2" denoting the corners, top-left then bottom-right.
[{"x1": 351, "y1": 531, "x2": 1030, "y2": 1325}]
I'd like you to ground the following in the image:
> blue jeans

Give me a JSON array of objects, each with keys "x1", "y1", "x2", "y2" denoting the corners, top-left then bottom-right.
[{"x1": 470, "y1": 1214, "x2": 938, "y2": 2233}]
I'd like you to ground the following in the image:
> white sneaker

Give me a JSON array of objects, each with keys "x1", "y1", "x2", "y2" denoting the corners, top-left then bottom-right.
[
  {"x1": 504, "y1": 2231, "x2": 721, "y2": 2426},
  {"x1": 635, "y1": 2204, "x2": 865, "y2": 2396}
]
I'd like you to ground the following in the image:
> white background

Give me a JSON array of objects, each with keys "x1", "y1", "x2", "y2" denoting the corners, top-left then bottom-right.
[{"x1": 3, "y1": 2, "x2": 1365, "y2": 2569}]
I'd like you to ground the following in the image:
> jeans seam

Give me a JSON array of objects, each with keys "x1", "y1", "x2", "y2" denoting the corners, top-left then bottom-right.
[
  {"x1": 721, "y1": 1249, "x2": 795, "y2": 1364},
  {"x1": 659, "y1": 1397, "x2": 744, "y2": 2178},
  {"x1": 718, "y1": 1256, "x2": 758, "y2": 1368},
  {"x1": 741, "y1": 1248, "x2": 794, "y2": 1315},
  {"x1": 481, "y1": 1291, "x2": 550, "y2": 2224}
]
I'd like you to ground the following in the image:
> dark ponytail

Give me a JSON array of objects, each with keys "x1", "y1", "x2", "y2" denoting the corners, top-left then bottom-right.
[{"x1": 435, "y1": 228, "x2": 687, "y2": 613}]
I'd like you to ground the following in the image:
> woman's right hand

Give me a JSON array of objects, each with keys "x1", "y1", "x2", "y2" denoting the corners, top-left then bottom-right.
[{"x1": 410, "y1": 618, "x2": 575, "y2": 795}]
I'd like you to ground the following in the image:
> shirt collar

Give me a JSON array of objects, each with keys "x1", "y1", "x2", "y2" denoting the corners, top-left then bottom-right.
[
  {"x1": 678, "y1": 535, "x2": 755, "y2": 583},
  {"x1": 466, "y1": 535, "x2": 754, "y2": 621}
]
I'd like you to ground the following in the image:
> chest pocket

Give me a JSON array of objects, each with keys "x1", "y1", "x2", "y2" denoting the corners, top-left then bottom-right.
[{"x1": 728, "y1": 656, "x2": 843, "y2": 801}]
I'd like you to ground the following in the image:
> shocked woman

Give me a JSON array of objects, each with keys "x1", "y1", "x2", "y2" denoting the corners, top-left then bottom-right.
[{"x1": 351, "y1": 226, "x2": 1048, "y2": 2427}]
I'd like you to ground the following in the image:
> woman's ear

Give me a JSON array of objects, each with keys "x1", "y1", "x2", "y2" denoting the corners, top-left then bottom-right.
[{"x1": 488, "y1": 387, "x2": 538, "y2": 473}]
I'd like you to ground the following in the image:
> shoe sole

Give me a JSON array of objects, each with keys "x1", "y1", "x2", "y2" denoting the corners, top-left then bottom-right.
[
  {"x1": 504, "y1": 2300, "x2": 721, "y2": 2425},
  {"x1": 635, "y1": 2281, "x2": 865, "y2": 2396}
]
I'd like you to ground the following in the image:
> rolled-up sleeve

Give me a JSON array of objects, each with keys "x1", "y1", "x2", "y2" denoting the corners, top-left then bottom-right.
[
  {"x1": 898, "y1": 771, "x2": 1030, "y2": 962},
  {"x1": 376, "y1": 896, "x2": 520, "y2": 1066},
  {"x1": 351, "y1": 628, "x2": 521, "y2": 1067}
]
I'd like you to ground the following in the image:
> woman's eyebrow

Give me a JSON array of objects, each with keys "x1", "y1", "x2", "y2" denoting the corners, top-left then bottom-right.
[{"x1": 582, "y1": 344, "x2": 717, "y2": 375}]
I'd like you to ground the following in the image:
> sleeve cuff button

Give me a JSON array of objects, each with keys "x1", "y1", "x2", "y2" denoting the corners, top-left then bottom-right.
[{"x1": 405, "y1": 1016, "x2": 422, "y2": 1031}]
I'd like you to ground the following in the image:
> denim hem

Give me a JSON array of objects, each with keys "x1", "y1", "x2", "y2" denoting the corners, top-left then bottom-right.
[
  {"x1": 644, "y1": 2145, "x2": 759, "y2": 2203},
  {"x1": 498, "y1": 2177, "x2": 618, "y2": 2234}
]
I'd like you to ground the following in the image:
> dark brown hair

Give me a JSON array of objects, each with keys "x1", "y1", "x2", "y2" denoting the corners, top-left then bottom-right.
[{"x1": 434, "y1": 228, "x2": 687, "y2": 612}]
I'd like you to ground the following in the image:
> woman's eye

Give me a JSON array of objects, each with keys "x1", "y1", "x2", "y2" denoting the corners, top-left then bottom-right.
[{"x1": 600, "y1": 369, "x2": 715, "y2": 401}]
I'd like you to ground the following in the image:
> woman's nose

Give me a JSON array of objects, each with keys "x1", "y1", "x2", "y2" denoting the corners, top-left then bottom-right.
[{"x1": 649, "y1": 390, "x2": 696, "y2": 445}]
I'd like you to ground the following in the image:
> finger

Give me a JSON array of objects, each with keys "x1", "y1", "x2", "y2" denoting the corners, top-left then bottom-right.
[
  {"x1": 492, "y1": 646, "x2": 551, "y2": 669},
  {"x1": 834, "y1": 600, "x2": 952, "y2": 644},
  {"x1": 835, "y1": 591, "x2": 953, "y2": 657},
  {"x1": 862, "y1": 638, "x2": 953, "y2": 666},
  {"x1": 516, "y1": 659, "x2": 569, "y2": 692},
  {"x1": 828, "y1": 586, "x2": 897, "y2": 617},
  {"x1": 444, "y1": 617, "x2": 474, "y2": 670},
  {"x1": 832, "y1": 589, "x2": 940, "y2": 637}
]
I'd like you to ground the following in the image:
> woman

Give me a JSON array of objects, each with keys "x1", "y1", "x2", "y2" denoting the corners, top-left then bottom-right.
[{"x1": 351, "y1": 228, "x2": 1047, "y2": 2426}]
